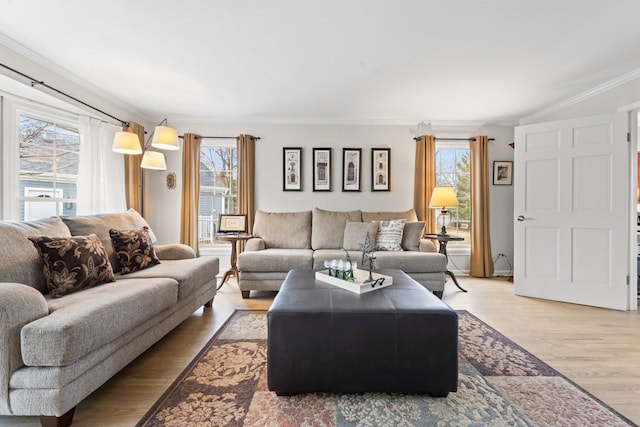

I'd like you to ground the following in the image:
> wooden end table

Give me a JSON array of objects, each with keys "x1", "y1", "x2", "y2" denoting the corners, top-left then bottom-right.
[
  {"x1": 215, "y1": 233, "x2": 253, "y2": 290},
  {"x1": 424, "y1": 233, "x2": 468, "y2": 293}
]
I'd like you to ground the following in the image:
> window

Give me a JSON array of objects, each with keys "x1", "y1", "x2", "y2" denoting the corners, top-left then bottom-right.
[
  {"x1": 18, "y1": 114, "x2": 80, "y2": 220},
  {"x1": 435, "y1": 141, "x2": 470, "y2": 246},
  {"x1": 198, "y1": 143, "x2": 238, "y2": 244}
]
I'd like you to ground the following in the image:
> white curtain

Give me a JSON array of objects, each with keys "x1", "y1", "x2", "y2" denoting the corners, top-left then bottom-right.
[{"x1": 77, "y1": 116, "x2": 127, "y2": 214}]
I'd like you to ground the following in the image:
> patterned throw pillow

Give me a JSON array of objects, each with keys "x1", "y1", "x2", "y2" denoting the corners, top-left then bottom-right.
[
  {"x1": 109, "y1": 226, "x2": 160, "y2": 274},
  {"x1": 375, "y1": 219, "x2": 406, "y2": 251},
  {"x1": 29, "y1": 234, "x2": 115, "y2": 298}
]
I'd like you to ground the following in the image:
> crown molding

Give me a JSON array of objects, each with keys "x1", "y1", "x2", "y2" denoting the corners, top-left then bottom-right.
[
  {"x1": 519, "y1": 68, "x2": 640, "y2": 125},
  {"x1": 0, "y1": 32, "x2": 149, "y2": 122},
  {"x1": 166, "y1": 116, "x2": 519, "y2": 127}
]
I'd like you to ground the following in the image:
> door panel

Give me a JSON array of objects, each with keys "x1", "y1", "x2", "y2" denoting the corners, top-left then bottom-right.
[{"x1": 514, "y1": 113, "x2": 631, "y2": 310}]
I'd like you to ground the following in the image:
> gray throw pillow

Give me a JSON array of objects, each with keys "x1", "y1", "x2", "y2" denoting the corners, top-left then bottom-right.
[
  {"x1": 375, "y1": 219, "x2": 406, "y2": 251},
  {"x1": 401, "y1": 221, "x2": 426, "y2": 251},
  {"x1": 343, "y1": 221, "x2": 379, "y2": 251}
]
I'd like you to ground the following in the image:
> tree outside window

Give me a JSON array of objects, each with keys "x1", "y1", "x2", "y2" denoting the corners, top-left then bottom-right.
[
  {"x1": 198, "y1": 144, "x2": 238, "y2": 245},
  {"x1": 19, "y1": 115, "x2": 79, "y2": 220}
]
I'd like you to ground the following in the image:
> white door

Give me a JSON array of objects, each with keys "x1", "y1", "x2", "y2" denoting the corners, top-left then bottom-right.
[{"x1": 514, "y1": 113, "x2": 632, "y2": 310}]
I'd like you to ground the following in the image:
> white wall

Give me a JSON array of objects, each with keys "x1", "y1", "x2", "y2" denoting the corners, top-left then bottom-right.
[{"x1": 145, "y1": 122, "x2": 515, "y2": 275}]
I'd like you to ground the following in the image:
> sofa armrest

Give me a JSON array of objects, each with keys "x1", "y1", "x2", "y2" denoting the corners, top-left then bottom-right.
[
  {"x1": 245, "y1": 238, "x2": 265, "y2": 252},
  {"x1": 154, "y1": 244, "x2": 197, "y2": 260},
  {"x1": 419, "y1": 239, "x2": 437, "y2": 253},
  {"x1": 0, "y1": 282, "x2": 48, "y2": 413}
]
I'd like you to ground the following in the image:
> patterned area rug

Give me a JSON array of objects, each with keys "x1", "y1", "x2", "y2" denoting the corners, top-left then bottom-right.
[{"x1": 137, "y1": 310, "x2": 635, "y2": 426}]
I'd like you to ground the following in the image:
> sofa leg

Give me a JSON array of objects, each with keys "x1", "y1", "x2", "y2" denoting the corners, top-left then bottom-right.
[
  {"x1": 433, "y1": 290, "x2": 443, "y2": 299},
  {"x1": 40, "y1": 407, "x2": 75, "y2": 427},
  {"x1": 203, "y1": 298, "x2": 214, "y2": 308},
  {"x1": 241, "y1": 290, "x2": 250, "y2": 299}
]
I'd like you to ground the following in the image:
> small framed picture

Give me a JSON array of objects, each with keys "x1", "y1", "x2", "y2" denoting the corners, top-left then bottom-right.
[
  {"x1": 493, "y1": 161, "x2": 513, "y2": 185},
  {"x1": 283, "y1": 147, "x2": 302, "y2": 191},
  {"x1": 312, "y1": 148, "x2": 331, "y2": 191},
  {"x1": 371, "y1": 148, "x2": 390, "y2": 191},
  {"x1": 342, "y1": 148, "x2": 361, "y2": 192},
  {"x1": 218, "y1": 214, "x2": 248, "y2": 233}
]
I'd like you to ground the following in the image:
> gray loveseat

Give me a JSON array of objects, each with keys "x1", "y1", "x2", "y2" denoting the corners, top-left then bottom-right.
[
  {"x1": 237, "y1": 208, "x2": 447, "y2": 299},
  {"x1": 0, "y1": 210, "x2": 219, "y2": 427}
]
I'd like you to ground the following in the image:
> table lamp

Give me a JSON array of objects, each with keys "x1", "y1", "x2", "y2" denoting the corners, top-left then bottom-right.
[{"x1": 429, "y1": 186, "x2": 459, "y2": 236}]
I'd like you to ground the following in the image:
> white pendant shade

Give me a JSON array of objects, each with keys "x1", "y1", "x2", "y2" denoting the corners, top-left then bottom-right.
[
  {"x1": 112, "y1": 131, "x2": 142, "y2": 154},
  {"x1": 151, "y1": 125, "x2": 180, "y2": 150},
  {"x1": 429, "y1": 186, "x2": 459, "y2": 208},
  {"x1": 140, "y1": 151, "x2": 167, "y2": 170}
]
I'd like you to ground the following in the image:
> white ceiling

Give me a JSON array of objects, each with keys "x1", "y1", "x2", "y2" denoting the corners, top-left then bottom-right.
[{"x1": 1, "y1": 0, "x2": 640, "y2": 124}]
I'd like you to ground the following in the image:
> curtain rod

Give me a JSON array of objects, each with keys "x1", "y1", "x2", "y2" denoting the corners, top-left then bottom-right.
[
  {"x1": 0, "y1": 62, "x2": 130, "y2": 127},
  {"x1": 413, "y1": 137, "x2": 495, "y2": 142},
  {"x1": 178, "y1": 135, "x2": 261, "y2": 140}
]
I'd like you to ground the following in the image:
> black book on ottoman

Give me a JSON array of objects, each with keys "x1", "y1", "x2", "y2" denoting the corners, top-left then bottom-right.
[{"x1": 267, "y1": 268, "x2": 458, "y2": 397}]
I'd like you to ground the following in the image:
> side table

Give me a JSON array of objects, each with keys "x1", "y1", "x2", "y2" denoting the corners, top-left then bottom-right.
[
  {"x1": 215, "y1": 233, "x2": 253, "y2": 290},
  {"x1": 424, "y1": 233, "x2": 468, "y2": 293}
]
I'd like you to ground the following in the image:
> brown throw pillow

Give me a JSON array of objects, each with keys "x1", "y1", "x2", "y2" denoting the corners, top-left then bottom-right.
[
  {"x1": 29, "y1": 234, "x2": 115, "y2": 298},
  {"x1": 109, "y1": 226, "x2": 160, "y2": 274}
]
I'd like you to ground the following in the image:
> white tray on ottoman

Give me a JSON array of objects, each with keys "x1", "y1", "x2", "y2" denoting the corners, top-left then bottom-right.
[{"x1": 315, "y1": 269, "x2": 393, "y2": 294}]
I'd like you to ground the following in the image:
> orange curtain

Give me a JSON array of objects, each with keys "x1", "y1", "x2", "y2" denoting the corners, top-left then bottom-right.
[
  {"x1": 469, "y1": 135, "x2": 494, "y2": 277},
  {"x1": 237, "y1": 134, "x2": 256, "y2": 253},
  {"x1": 180, "y1": 133, "x2": 201, "y2": 256},
  {"x1": 414, "y1": 135, "x2": 437, "y2": 233},
  {"x1": 122, "y1": 122, "x2": 144, "y2": 213}
]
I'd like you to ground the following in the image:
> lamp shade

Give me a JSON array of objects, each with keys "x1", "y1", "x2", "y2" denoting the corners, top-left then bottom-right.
[
  {"x1": 112, "y1": 131, "x2": 142, "y2": 154},
  {"x1": 151, "y1": 125, "x2": 179, "y2": 150},
  {"x1": 429, "y1": 186, "x2": 459, "y2": 208},
  {"x1": 140, "y1": 151, "x2": 167, "y2": 170}
]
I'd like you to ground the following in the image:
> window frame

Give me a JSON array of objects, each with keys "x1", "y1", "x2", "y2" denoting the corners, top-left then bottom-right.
[
  {"x1": 2, "y1": 97, "x2": 80, "y2": 220},
  {"x1": 434, "y1": 139, "x2": 471, "y2": 254}
]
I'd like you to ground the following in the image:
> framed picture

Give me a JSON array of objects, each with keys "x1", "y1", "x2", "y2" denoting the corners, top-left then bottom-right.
[
  {"x1": 218, "y1": 214, "x2": 248, "y2": 233},
  {"x1": 342, "y1": 148, "x2": 362, "y2": 192},
  {"x1": 371, "y1": 148, "x2": 390, "y2": 191},
  {"x1": 283, "y1": 147, "x2": 302, "y2": 191},
  {"x1": 312, "y1": 148, "x2": 332, "y2": 191},
  {"x1": 493, "y1": 161, "x2": 513, "y2": 185}
]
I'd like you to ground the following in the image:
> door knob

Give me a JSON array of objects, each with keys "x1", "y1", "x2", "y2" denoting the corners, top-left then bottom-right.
[{"x1": 517, "y1": 215, "x2": 526, "y2": 222}]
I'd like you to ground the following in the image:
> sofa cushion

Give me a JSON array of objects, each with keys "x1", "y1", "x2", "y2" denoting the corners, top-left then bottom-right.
[
  {"x1": 376, "y1": 219, "x2": 406, "y2": 251},
  {"x1": 402, "y1": 221, "x2": 426, "y2": 251},
  {"x1": 343, "y1": 221, "x2": 378, "y2": 251},
  {"x1": 121, "y1": 257, "x2": 219, "y2": 300},
  {"x1": 0, "y1": 217, "x2": 71, "y2": 294},
  {"x1": 253, "y1": 210, "x2": 312, "y2": 249},
  {"x1": 361, "y1": 208, "x2": 418, "y2": 223},
  {"x1": 21, "y1": 277, "x2": 178, "y2": 366},
  {"x1": 374, "y1": 251, "x2": 447, "y2": 273},
  {"x1": 109, "y1": 226, "x2": 160, "y2": 274},
  {"x1": 28, "y1": 234, "x2": 115, "y2": 298},
  {"x1": 62, "y1": 209, "x2": 156, "y2": 273},
  {"x1": 312, "y1": 208, "x2": 362, "y2": 249},
  {"x1": 238, "y1": 249, "x2": 313, "y2": 272}
]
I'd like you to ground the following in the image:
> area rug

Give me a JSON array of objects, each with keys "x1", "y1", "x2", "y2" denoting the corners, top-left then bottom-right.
[{"x1": 137, "y1": 310, "x2": 635, "y2": 426}]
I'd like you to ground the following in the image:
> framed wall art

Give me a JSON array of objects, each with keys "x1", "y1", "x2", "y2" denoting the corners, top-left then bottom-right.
[
  {"x1": 371, "y1": 148, "x2": 390, "y2": 191},
  {"x1": 218, "y1": 214, "x2": 248, "y2": 233},
  {"x1": 493, "y1": 161, "x2": 513, "y2": 185},
  {"x1": 342, "y1": 148, "x2": 361, "y2": 192},
  {"x1": 312, "y1": 147, "x2": 332, "y2": 191},
  {"x1": 283, "y1": 147, "x2": 302, "y2": 191}
]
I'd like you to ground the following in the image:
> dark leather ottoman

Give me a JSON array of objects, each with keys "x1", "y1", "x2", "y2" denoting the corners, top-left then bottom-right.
[{"x1": 267, "y1": 268, "x2": 458, "y2": 396}]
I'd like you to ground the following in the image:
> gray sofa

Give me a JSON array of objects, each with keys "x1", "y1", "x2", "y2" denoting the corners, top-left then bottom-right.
[
  {"x1": 238, "y1": 208, "x2": 447, "y2": 299},
  {"x1": 0, "y1": 210, "x2": 219, "y2": 427}
]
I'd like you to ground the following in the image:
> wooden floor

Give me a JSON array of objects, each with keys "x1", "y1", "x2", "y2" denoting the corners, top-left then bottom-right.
[{"x1": 3, "y1": 276, "x2": 639, "y2": 426}]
